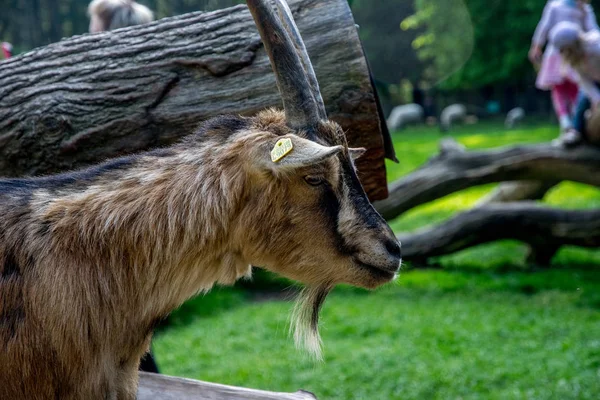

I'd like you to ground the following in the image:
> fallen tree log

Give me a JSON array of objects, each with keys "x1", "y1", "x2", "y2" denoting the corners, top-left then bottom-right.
[
  {"x1": 475, "y1": 180, "x2": 561, "y2": 265},
  {"x1": 398, "y1": 203, "x2": 600, "y2": 261},
  {"x1": 0, "y1": 0, "x2": 391, "y2": 200},
  {"x1": 137, "y1": 372, "x2": 317, "y2": 400},
  {"x1": 475, "y1": 181, "x2": 559, "y2": 206},
  {"x1": 374, "y1": 140, "x2": 600, "y2": 220}
]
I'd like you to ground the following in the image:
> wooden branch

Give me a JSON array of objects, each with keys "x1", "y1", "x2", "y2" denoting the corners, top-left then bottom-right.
[
  {"x1": 398, "y1": 203, "x2": 600, "y2": 261},
  {"x1": 475, "y1": 180, "x2": 561, "y2": 266},
  {"x1": 475, "y1": 181, "x2": 558, "y2": 206},
  {"x1": 374, "y1": 140, "x2": 600, "y2": 220},
  {"x1": 0, "y1": 0, "x2": 389, "y2": 200},
  {"x1": 137, "y1": 372, "x2": 317, "y2": 400}
]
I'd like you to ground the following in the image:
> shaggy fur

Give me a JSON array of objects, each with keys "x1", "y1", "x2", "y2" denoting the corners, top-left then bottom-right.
[{"x1": 0, "y1": 110, "x2": 400, "y2": 399}]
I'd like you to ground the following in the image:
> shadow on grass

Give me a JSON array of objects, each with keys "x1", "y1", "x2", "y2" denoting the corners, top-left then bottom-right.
[{"x1": 160, "y1": 268, "x2": 299, "y2": 330}]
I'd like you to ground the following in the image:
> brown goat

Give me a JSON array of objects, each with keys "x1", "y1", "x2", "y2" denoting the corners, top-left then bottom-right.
[{"x1": 0, "y1": 1, "x2": 401, "y2": 398}]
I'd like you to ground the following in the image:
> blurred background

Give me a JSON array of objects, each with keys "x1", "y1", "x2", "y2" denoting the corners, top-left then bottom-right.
[{"x1": 2, "y1": 1, "x2": 600, "y2": 399}]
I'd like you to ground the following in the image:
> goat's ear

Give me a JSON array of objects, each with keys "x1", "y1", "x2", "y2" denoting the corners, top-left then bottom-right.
[
  {"x1": 260, "y1": 134, "x2": 342, "y2": 170},
  {"x1": 349, "y1": 147, "x2": 366, "y2": 161}
]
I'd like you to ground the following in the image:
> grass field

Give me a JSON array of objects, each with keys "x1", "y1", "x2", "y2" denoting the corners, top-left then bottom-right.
[{"x1": 153, "y1": 121, "x2": 600, "y2": 399}]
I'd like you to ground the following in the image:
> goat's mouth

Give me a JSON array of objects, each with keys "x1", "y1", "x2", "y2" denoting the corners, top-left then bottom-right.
[{"x1": 352, "y1": 258, "x2": 398, "y2": 282}]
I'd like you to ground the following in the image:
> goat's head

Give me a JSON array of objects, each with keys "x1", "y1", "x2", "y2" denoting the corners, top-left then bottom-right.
[{"x1": 233, "y1": 0, "x2": 401, "y2": 357}]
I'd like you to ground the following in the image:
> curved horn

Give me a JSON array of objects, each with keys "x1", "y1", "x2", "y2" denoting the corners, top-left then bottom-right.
[
  {"x1": 273, "y1": 0, "x2": 327, "y2": 120},
  {"x1": 247, "y1": 0, "x2": 324, "y2": 128}
]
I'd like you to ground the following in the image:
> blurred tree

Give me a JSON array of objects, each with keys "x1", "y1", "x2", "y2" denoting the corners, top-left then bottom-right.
[
  {"x1": 447, "y1": 0, "x2": 543, "y2": 90},
  {"x1": 403, "y1": 0, "x2": 600, "y2": 90},
  {"x1": 351, "y1": 0, "x2": 424, "y2": 86},
  {"x1": 401, "y1": 0, "x2": 473, "y2": 88},
  {"x1": 350, "y1": 0, "x2": 425, "y2": 109}
]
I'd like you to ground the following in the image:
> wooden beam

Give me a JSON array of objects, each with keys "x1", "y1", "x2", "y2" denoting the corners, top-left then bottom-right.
[{"x1": 137, "y1": 372, "x2": 317, "y2": 400}]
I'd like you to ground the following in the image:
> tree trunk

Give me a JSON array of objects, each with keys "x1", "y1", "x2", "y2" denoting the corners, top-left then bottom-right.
[
  {"x1": 399, "y1": 203, "x2": 600, "y2": 261},
  {"x1": 374, "y1": 139, "x2": 600, "y2": 220},
  {"x1": 0, "y1": 0, "x2": 389, "y2": 200}
]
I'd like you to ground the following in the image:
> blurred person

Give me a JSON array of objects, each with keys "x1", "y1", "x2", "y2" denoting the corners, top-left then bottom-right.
[
  {"x1": 529, "y1": 0, "x2": 599, "y2": 140},
  {"x1": 1, "y1": 42, "x2": 12, "y2": 60},
  {"x1": 88, "y1": 0, "x2": 154, "y2": 33},
  {"x1": 550, "y1": 21, "x2": 600, "y2": 145}
]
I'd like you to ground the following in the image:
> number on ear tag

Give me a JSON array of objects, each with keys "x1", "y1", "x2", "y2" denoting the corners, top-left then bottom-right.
[{"x1": 271, "y1": 138, "x2": 294, "y2": 162}]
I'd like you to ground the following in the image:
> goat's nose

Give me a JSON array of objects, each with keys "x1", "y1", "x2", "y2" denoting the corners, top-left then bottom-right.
[
  {"x1": 379, "y1": 239, "x2": 401, "y2": 273},
  {"x1": 385, "y1": 239, "x2": 402, "y2": 260}
]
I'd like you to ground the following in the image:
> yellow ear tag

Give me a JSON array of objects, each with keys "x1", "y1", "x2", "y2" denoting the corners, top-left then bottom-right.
[{"x1": 270, "y1": 138, "x2": 294, "y2": 162}]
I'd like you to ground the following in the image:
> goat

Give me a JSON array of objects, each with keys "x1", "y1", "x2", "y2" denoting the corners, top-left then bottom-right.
[
  {"x1": 505, "y1": 107, "x2": 525, "y2": 129},
  {"x1": 440, "y1": 103, "x2": 467, "y2": 132},
  {"x1": 387, "y1": 104, "x2": 424, "y2": 131},
  {"x1": 0, "y1": 0, "x2": 401, "y2": 398}
]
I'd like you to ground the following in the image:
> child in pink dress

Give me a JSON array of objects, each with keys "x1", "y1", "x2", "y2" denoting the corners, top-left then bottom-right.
[
  {"x1": 529, "y1": 0, "x2": 599, "y2": 135},
  {"x1": 0, "y1": 42, "x2": 11, "y2": 60},
  {"x1": 550, "y1": 21, "x2": 600, "y2": 145}
]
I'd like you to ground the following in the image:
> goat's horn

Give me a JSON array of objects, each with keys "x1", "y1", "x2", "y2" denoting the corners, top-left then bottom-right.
[
  {"x1": 272, "y1": 0, "x2": 327, "y2": 120},
  {"x1": 247, "y1": 0, "x2": 325, "y2": 129}
]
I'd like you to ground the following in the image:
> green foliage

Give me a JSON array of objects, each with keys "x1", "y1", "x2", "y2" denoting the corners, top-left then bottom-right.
[
  {"x1": 350, "y1": 0, "x2": 423, "y2": 86},
  {"x1": 402, "y1": 0, "x2": 600, "y2": 89},
  {"x1": 400, "y1": 0, "x2": 526, "y2": 89},
  {"x1": 445, "y1": 0, "x2": 543, "y2": 89},
  {"x1": 401, "y1": 0, "x2": 473, "y2": 86}
]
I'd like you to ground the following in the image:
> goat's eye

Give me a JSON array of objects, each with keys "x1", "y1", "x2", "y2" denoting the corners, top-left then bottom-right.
[{"x1": 304, "y1": 175, "x2": 325, "y2": 186}]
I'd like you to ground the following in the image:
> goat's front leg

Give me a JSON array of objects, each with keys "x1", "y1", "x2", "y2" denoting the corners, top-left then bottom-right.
[
  {"x1": 115, "y1": 362, "x2": 141, "y2": 400},
  {"x1": 115, "y1": 335, "x2": 153, "y2": 399}
]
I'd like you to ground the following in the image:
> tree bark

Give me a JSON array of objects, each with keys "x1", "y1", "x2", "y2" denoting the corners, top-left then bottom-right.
[
  {"x1": 374, "y1": 139, "x2": 600, "y2": 220},
  {"x1": 0, "y1": 0, "x2": 389, "y2": 200},
  {"x1": 398, "y1": 203, "x2": 600, "y2": 261}
]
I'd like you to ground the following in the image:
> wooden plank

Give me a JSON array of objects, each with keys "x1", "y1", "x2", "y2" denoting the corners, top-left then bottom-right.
[{"x1": 137, "y1": 372, "x2": 317, "y2": 400}]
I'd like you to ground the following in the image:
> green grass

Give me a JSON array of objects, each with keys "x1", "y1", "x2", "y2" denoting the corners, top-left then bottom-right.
[
  {"x1": 153, "y1": 121, "x2": 600, "y2": 399},
  {"x1": 155, "y1": 270, "x2": 600, "y2": 399},
  {"x1": 385, "y1": 120, "x2": 559, "y2": 182}
]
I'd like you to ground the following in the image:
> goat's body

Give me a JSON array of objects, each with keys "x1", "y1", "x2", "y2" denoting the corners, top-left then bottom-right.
[{"x1": 0, "y1": 116, "x2": 256, "y2": 399}]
